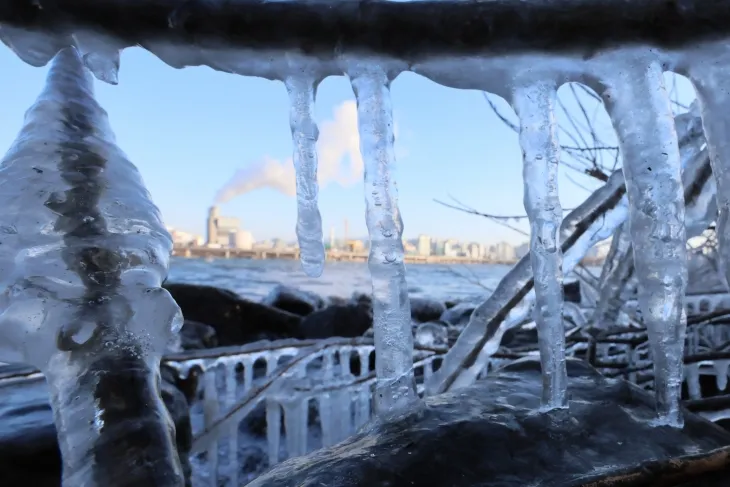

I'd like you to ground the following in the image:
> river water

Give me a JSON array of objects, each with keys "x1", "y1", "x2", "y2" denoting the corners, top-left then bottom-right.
[{"x1": 167, "y1": 257, "x2": 514, "y2": 304}]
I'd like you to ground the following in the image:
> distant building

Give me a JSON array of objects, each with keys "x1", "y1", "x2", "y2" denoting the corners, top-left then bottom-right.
[
  {"x1": 207, "y1": 206, "x2": 241, "y2": 248},
  {"x1": 235, "y1": 230, "x2": 254, "y2": 250},
  {"x1": 417, "y1": 235, "x2": 431, "y2": 256}
]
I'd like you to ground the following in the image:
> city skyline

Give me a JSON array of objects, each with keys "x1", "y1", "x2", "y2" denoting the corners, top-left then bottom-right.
[{"x1": 0, "y1": 48, "x2": 696, "y2": 245}]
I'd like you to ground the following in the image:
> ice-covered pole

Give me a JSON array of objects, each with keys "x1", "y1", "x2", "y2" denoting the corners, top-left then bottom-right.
[
  {"x1": 512, "y1": 80, "x2": 567, "y2": 409},
  {"x1": 0, "y1": 48, "x2": 184, "y2": 486},
  {"x1": 348, "y1": 62, "x2": 417, "y2": 413},
  {"x1": 601, "y1": 56, "x2": 688, "y2": 427}
]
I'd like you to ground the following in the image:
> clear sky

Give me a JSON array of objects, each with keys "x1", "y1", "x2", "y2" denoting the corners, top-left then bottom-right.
[{"x1": 0, "y1": 47, "x2": 697, "y2": 245}]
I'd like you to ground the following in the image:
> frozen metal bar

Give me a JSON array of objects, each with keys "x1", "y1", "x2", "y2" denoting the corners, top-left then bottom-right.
[{"x1": 1, "y1": 0, "x2": 730, "y2": 62}]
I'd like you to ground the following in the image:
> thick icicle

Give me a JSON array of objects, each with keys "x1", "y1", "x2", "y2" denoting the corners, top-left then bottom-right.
[
  {"x1": 687, "y1": 57, "x2": 730, "y2": 291},
  {"x1": 602, "y1": 59, "x2": 688, "y2": 427},
  {"x1": 0, "y1": 47, "x2": 183, "y2": 485},
  {"x1": 348, "y1": 64, "x2": 417, "y2": 413},
  {"x1": 512, "y1": 81, "x2": 567, "y2": 409},
  {"x1": 285, "y1": 75, "x2": 325, "y2": 277},
  {"x1": 593, "y1": 104, "x2": 711, "y2": 329}
]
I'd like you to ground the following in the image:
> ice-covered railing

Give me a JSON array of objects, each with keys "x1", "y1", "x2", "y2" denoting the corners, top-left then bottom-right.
[
  {"x1": 161, "y1": 338, "x2": 441, "y2": 487},
  {"x1": 5, "y1": 0, "x2": 730, "y2": 433}
]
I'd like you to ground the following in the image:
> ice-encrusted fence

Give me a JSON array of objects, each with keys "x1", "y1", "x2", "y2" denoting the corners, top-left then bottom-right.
[{"x1": 4, "y1": 1, "x2": 730, "y2": 486}]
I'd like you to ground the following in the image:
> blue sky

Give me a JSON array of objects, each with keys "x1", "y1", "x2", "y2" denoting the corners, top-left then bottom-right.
[{"x1": 0, "y1": 47, "x2": 697, "y2": 245}]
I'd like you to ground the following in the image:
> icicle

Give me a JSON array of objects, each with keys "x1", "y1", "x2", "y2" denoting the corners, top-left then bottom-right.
[
  {"x1": 266, "y1": 401, "x2": 281, "y2": 466},
  {"x1": 687, "y1": 58, "x2": 730, "y2": 291},
  {"x1": 282, "y1": 396, "x2": 308, "y2": 458},
  {"x1": 714, "y1": 360, "x2": 730, "y2": 391},
  {"x1": 224, "y1": 363, "x2": 238, "y2": 487},
  {"x1": 348, "y1": 63, "x2": 417, "y2": 413},
  {"x1": 72, "y1": 32, "x2": 120, "y2": 85},
  {"x1": 602, "y1": 59, "x2": 688, "y2": 427},
  {"x1": 684, "y1": 362, "x2": 702, "y2": 400},
  {"x1": 285, "y1": 75, "x2": 325, "y2": 277},
  {"x1": 242, "y1": 356, "x2": 254, "y2": 392},
  {"x1": 317, "y1": 350, "x2": 335, "y2": 446},
  {"x1": 512, "y1": 80, "x2": 567, "y2": 409},
  {"x1": 203, "y1": 370, "x2": 220, "y2": 484}
]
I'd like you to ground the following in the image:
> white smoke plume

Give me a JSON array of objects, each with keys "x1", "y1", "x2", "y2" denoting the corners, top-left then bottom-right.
[{"x1": 214, "y1": 100, "x2": 365, "y2": 203}]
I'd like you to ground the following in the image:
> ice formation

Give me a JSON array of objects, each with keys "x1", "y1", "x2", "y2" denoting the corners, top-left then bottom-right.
[
  {"x1": 512, "y1": 81, "x2": 567, "y2": 409},
  {"x1": 601, "y1": 58, "x2": 688, "y2": 426},
  {"x1": 0, "y1": 48, "x2": 184, "y2": 485},
  {"x1": 285, "y1": 75, "x2": 326, "y2": 277},
  {"x1": 348, "y1": 64, "x2": 417, "y2": 413},
  {"x1": 687, "y1": 51, "x2": 730, "y2": 291}
]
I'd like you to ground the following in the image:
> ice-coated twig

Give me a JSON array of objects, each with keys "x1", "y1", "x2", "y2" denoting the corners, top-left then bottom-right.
[
  {"x1": 285, "y1": 75, "x2": 326, "y2": 277},
  {"x1": 602, "y1": 58, "x2": 688, "y2": 427},
  {"x1": 592, "y1": 223, "x2": 635, "y2": 327},
  {"x1": 512, "y1": 80, "x2": 567, "y2": 409},
  {"x1": 0, "y1": 47, "x2": 183, "y2": 486},
  {"x1": 425, "y1": 168, "x2": 629, "y2": 395},
  {"x1": 348, "y1": 62, "x2": 417, "y2": 413}
]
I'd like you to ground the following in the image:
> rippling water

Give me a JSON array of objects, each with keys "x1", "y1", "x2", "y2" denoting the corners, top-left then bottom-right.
[{"x1": 167, "y1": 257, "x2": 514, "y2": 303}]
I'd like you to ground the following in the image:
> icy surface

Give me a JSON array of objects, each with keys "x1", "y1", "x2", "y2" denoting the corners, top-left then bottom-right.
[
  {"x1": 602, "y1": 58, "x2": 688, "y2": 427},
  {"x1": 513, "y1": 81, "x2": 567, "y2": 409},
  {"x1": 285, "y1": 76, "x2": 325, "y2": 277},
  {"x1": 348, "y1": 64, "x2": 417, "y2": 413},
  {"x1": 0, "y1": 47, "x2": 183, "y2": 485}
]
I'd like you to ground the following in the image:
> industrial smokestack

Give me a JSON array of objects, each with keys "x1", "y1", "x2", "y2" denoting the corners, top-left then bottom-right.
[{"x1": 207, "y1": 206, "x2": 219, "y2": 246}]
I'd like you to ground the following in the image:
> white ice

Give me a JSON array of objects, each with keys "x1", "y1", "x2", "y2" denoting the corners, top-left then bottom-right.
[
  {"x1": 601, "y1": 58, "x2": 688, "y2": 427},
  {"x1": 512, "y1": 81, "x2": 567, "y2": 409},
  {"x1": 348, "y1": 63, "x2": 417, "y2": 413},
  {"x1": 285, "y1": 76, "x2": 326, "y2": 277}
]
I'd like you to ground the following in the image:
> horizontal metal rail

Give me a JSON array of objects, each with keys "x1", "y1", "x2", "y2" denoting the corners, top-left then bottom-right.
[{"x1": 1, "y1": 0, "x2": 730, "y2": 62}]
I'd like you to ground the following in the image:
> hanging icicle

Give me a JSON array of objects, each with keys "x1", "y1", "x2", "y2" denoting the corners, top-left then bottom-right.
[
  {"x1": 512, "y1": 80, "x2": 568, "y2": 409},
  {"x1": 347, "y1": 62, "x2": 417, "y2": 413},
  {"x1": 601, "y1": 56, "x2": 688, "y2": 427},
  {"x1": 285, "y1": 75, "x2": 326, "y2": 277}
]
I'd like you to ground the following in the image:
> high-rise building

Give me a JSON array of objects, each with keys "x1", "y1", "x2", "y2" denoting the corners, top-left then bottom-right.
[{"x1": 417, "y1": 234, "x2": 431, "y2": 256}]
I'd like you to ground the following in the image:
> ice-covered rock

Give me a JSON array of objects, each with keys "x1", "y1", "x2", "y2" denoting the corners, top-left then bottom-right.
[
  {"x1": 247, "y1": 358, "x2": 730, "y2": 487},
  {"x1": 262, "y1": 284, "x2": 326, "y2": 317},
  {"x1": 163, "y1": 283, "x2": 302, "y2": 345},
  {"x1": 409, "y1": 297, "x2": 446, "y2": 323}
]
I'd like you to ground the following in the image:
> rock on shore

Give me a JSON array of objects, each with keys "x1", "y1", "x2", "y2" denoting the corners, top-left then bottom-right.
[{"x1": 247, "y1": 358, "x2": 730, "y2": 487}]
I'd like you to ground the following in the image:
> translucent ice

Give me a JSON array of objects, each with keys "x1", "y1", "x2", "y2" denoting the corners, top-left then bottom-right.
[
  {"x1": 285, "y1": 75, "x2": 325, "y2": 277},
  {"x1": 602, "y1": 58, "x2": 688, "y2": 427},
  {"x1": 348, "y1": 63, "x2": 417, "y2": 413},
  {"x1": 687, "y1": 53, "x2": 730, "y2": 291},
  {"x1": 0, "y1": 47, "x2": 183, "y2": 485},
  {"x1": 512, "y1": 81, "x2": 567, "y2": 409}
]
